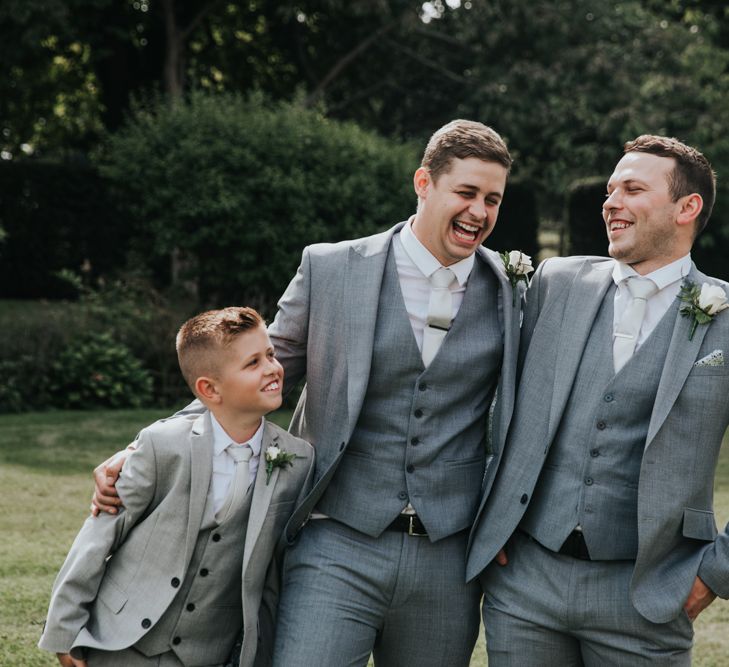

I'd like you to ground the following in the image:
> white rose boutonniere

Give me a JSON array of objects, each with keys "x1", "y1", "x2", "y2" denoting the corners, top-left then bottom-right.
[
  {"x1": 678, "y1": 280, "x2": 729, "y2": 340},
  {"x1": 500, "y1": 250, "x2": 534, "y2": 307},
  {"x1": 264, "y1": 445, "x2": 298, "y2": 484}
]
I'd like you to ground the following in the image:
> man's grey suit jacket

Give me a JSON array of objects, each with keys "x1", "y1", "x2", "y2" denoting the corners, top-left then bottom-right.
[
  {"x1": 467, "y1": 255, "x2": 729, "y2": 624},
  {"x1": 39, "y1": 414, "x2": 314, "y2": 667},
  {"x1": 268, "y1": 221, "x2": 523, "y2": 544}
]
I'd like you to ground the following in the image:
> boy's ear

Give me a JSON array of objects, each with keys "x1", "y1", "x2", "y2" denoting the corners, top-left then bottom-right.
[{"x1": 195, "y1": 376, "x2": 221, "y2": 403}]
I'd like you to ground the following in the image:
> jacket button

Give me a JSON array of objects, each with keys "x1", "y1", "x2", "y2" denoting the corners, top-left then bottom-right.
[
  {"x1": 414, "y1": 409, "x2": 424, "y2": 418},
  {"x1": 520, "y1": 494, "x2": 528, "y2": 504},
  {"x1": 141, "y1": 618, "x2": 151, "y2": 629},
  {"x1": 410, "y1": 437, "x2": 420, "y2": 446},
  {"x1": 406, "y1": 465, "x2": 415, "y2": 473},
  {"x1": 172, "y1": 637, "x2": 181, "y2": 645},
  {"x1": 186, "y1": 603, "x2": 195, "y2": 612},
  {"x1": 212, "y1": 533, "x2": 221, "y2": 542},
  {"x1": 585, "y1": 477, "x2": 594, "y2": 486},
  {"x1": 590, "y1": 448, "x2": 599, "y2": 458},
  {"x1": 199, "y1": 568, "x2": 209, "y2": 577},
  {"x1": 398, "y1": 491, "x2": 408, "y2": 500},
  {"x1": 596, "y1": 420, "x2": 606, "y2": 430},
  {"x1": 604, "y1": 393, "x2": 614, "y2": 402},
  {"x1": 170, "y1": 577, "x2": 180, "y2": 588}
]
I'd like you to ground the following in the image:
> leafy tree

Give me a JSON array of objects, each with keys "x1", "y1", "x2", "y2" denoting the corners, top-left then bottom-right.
[{"x1": 97, "y1": 91, "x2": 418, "y2": 315}]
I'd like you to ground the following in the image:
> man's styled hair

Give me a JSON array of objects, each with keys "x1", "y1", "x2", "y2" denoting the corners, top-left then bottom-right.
[
  {"x1": 176, "y1": 306, "x2": 265, "y2": 394},
  {"x1": 624, "y1": 134, "x2": 716, "y2": 235},
  {"x1": 421, "y1": 119, "x2": 512, "y2": 182}
]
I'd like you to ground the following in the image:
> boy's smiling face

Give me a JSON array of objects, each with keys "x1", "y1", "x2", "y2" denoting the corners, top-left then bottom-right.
[{"x1": 213, "y1": 325, "x2": 283, "y2": 419}]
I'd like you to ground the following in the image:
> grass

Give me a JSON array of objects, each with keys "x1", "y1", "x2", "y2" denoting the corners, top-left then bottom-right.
[{"x1": 1, "y1": 410, "x2": 727, "y2": 666}]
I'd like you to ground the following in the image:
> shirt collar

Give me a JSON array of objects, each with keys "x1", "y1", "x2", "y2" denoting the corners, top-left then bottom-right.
[
  {"x1": 400, "y1": 216, "x2": 474, "y2": 287},
  {"x1": 611, "y1": 253, "x2": 692, "y2": 290},
  {"x1": 210, "y1": 413, "x2": 264, "y2": 458}
]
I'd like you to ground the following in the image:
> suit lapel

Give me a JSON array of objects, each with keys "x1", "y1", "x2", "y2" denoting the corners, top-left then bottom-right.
[
  {"x1": 345, "y1": 224, "x2": 403, "y2": 431},
  {"x1": 243, "y1": 424, "x2": 280, "y2": 575},
  {"x1": 546, "y1": 259, "x2": 614, "y2": 445},
  {"x1": 480, "y1": 248, "x2": 521, "y2": 452},
  {"x1": 184, "y1": 413, "x2": 214, "y2": 566},
  {"x1": 646, "y1": 266, "x2": 710, "y2": 448}
]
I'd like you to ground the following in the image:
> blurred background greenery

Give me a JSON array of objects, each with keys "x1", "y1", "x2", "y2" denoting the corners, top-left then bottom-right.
[{"x1": 2, "y1": 0, "x2": 729, "y2": 411}]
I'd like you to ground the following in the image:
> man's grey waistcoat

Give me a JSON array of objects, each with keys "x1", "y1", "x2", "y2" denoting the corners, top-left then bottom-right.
[
  {"x1": 466, "y1": 256, "x2": 729, "y2": 624},
  {"x1": 268, "y1": 222, "x2": 523, "y2": 545},
  {"x1": 317, "y1": 247, "x2": 502, "y2": 539},
  {"x1": 520, "y1": 285, "x2": 677, "y2": 560}
]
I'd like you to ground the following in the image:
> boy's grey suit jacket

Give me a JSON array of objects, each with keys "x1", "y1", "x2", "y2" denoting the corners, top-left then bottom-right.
[
  {"x1": 267, "y1": 221, "x2": 523, "y2": 543},
  {"x1": 466, "y1": 255, "x2": 729, "y2": 624},
  {"x1": 39, "y1": 415, "x2": 315, "y2": 667}
]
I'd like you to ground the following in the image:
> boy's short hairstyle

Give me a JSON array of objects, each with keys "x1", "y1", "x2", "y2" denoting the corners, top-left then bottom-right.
[
  {"x1": 421, "y1": 119, "x2": 512, "y2": 183},
  {"x1": 624, "y1": 134, "x2": 716, "y2": 236},
  {"x1": 176, "y1": 307, "x2": 265, "y2": 394}
]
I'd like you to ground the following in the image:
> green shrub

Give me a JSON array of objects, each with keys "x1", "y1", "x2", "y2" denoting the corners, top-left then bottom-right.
[
  {"x1": 50, "y1": 333, "x2": 153, "y2": 409},
  {"x1": 97, "y1": 91, "x2": 418, "y2": 316},
  {"x1": 0, "y1": 161, "x2": 128, "y2": 298}
]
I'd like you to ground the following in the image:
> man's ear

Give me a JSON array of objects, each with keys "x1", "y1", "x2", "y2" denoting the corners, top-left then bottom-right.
[
  {"x1": 195, "y1": 376, "x2": 221, "y2": 403},
  {"x1": 677, "y1": 193, "x2": 703, "y2": 228},
  {"x1": 413, "y1": 167, "x2": 432, "y2": 199}
]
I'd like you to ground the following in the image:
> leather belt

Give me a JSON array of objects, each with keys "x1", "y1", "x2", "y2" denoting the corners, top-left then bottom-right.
[
  {"x1": 386, "y1": 513, "x2": 428, "y2": 537},
  {"x1": 558, "y1": 529, "x2": 592, "y2": 560}
]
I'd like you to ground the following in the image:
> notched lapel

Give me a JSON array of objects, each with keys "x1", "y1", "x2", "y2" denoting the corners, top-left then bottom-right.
[
  {"x1": 243, "y1": 427, "x2": 280, "y2": 574},
  {"x1": 646, "y1": 268, "x2": 712, "y2": 447},
  {"x1": 546, "y1": 260, "x2": 614, "y2": 445},
  {"x1": 345, "y1": 230, "x2": 395, "y2": 427},
  {"x1": 184, "y1": 413, "x2": 214, "y2": 566}
]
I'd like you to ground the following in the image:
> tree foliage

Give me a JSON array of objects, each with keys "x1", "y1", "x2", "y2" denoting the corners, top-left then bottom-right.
[{"x1": 97, "y1": 91, "x2": 418, "y2": 314}]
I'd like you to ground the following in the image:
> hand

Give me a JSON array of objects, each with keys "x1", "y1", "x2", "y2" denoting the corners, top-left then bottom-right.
[
  {"x1": 57, "y1": 652, "x2": 87, "y2": 667},
  {"x1": 90, "y1": 448, "x2": 131, "y2": 516},
  {"x1": 683, "y1": 575, "x2": 716, "y2": 621},
  {"x1": 494, "y1": 547, "x2": 508, "y2": 566}
]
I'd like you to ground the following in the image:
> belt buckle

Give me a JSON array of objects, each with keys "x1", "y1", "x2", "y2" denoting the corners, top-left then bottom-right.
[{"x1": 407, "y1": 516, "x2": 426, "y2": 537}]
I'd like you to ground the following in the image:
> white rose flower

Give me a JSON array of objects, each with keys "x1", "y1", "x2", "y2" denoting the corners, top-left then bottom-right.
[
  {"x1": 698, "y1": 283, "x2": 729, "y2": 315},
  {"x1": 507, "y1": 250, "x2": 534, "y2": 276},
  {"x1": 266, "y1": 446, "x2": 281, "y2": 461}
]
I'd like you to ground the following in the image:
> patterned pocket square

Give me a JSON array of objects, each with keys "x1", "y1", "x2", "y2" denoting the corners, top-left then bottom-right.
[{"x1": 694, "y1": 350, "x2": 724, "y2": 367}]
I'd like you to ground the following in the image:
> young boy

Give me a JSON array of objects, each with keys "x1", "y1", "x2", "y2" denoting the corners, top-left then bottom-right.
[{"x1": 39, "y1": 307, "x2": 314, "y2": 667}]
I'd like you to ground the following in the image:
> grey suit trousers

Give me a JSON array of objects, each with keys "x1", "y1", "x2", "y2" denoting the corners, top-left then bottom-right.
[
  {"x1": 480, "y1": 531, "x2": 693, "y2": 666},
  {"x1": 273, "y1": 519, "x2": 480, "y2": 667}
]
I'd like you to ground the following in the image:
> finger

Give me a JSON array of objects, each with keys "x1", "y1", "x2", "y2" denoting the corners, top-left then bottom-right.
[
  {"x1": 91, "y1": 491, "x2": 121, "y2": 515},
  {"x1": 495, "y1": 548, "x2": 508, "y2": 566}
]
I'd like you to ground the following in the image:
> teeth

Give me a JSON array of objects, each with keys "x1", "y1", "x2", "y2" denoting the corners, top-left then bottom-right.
[
  {"x1": 264, "y1": 381, "x2": 280, "y2": 392},
  {"x1": 611, "y1": 221, "x2": 632, "y2": 230},
  {"x1": 454, "y1": 220, "x2": 479, "y2": 232}
]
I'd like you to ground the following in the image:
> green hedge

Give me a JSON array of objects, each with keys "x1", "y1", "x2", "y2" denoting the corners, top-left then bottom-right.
[
  {"x1": 487, "y1": 178, "x2": 539, "y2": 260},
  {"x1": 96, "y1": 92, "x2": 419, "y2": 316},
  {"x1": 0, "y1": 162, "x2": 128, "y2": 298}
]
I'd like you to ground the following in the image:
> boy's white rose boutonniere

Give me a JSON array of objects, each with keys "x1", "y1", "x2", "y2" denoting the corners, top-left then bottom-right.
[
  {"x1": 264, "y1": 445, "x2": 298, "y2": 484},
  {"x1": 678, "y1": 280, "x2": 729, "y2": 340},
  {"x1": 501, "y1": 250, "x2": 534, "y2": 307}
]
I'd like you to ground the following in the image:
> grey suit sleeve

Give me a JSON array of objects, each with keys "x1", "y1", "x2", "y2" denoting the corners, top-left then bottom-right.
[
  {"x1": 697, "y1": 523, "x2": 729, "y2": 599},
  {"x1": 268, "y1": 247, "x2": 312, "y2": 394},
  {"x1": 39, "y1": 435, "x2": 158, "y2": 653}
]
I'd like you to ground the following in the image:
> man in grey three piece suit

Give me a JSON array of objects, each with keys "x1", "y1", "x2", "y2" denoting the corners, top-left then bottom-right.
[
  {"x1": 267, "y1": 120, "x2": 522, "y2": 666},
  {"x1": 467, "y1": 135, "x2": 729, "y2": 665}
]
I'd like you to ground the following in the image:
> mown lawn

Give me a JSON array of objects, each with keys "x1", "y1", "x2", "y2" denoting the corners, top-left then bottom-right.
[{"x1": 1, "y1": 410, "x2": 727, "y2": 666}]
